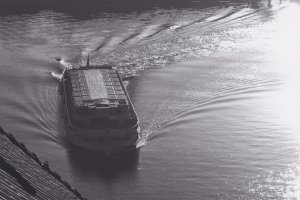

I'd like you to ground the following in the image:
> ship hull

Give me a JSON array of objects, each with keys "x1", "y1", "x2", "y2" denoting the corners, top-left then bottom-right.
[
  {"x1": 65, "y1": 124, "x2": 140, "y2": 156},
  {"x1": 61, "y1": 66, "x2": 141, "y2": 156}
]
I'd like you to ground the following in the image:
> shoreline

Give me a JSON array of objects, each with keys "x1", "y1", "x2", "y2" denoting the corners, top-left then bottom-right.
[{"x1": 0, "y1": 126, "x2": 87, "y2": 200}]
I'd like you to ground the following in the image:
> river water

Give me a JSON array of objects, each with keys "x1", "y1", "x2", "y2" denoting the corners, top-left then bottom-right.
[{"x1": 0, "y1": 0, "x2": 299, "y2": 199}]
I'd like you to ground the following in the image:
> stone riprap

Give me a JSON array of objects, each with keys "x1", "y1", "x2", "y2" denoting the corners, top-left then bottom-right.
[{"x1": 0, "y1": 126, "x2": 86, "y2": 200}]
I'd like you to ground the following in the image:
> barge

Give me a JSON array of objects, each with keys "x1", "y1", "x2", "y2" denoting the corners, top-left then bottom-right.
[{"x1": 61, "y1": 62, "x2": 140, "y2": 155}]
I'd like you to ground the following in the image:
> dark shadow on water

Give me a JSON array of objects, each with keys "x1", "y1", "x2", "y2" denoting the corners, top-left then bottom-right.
[
  {"x1": 67, "y1": 147, "x2": 139, "y2": 181},
  {"x1": 0, "y1": 0, "x2": 276, "y2": 18},
  {"x1": 0, "y1": 0, "x2": 192, "y2": 17}
]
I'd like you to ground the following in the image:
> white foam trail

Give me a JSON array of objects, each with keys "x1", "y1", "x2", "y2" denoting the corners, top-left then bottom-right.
[
  {"x1": 52, "y1": 58, "x2": 71, "y2": 81},
  {"x1": 136, "y1": 138, "x2": 147, "y2": 148},
  {"x1": 169, "y1": 25, "x2": 181, "y2": 30},
  {"x1": 51, "y1": 72, "x2": 63, "y2": 81},
  {"x1": 58, "y1": 60, "x2": 72, "y2": 70}
]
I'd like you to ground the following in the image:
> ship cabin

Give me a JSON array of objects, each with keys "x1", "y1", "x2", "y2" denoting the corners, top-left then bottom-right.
[{"x1": 63, "y1": 65, "x2": 138, "y2": 130}]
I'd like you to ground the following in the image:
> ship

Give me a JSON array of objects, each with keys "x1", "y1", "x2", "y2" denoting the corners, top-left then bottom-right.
[{"x1": 60, "y1": 60, "x2": 140, "y2": 156}]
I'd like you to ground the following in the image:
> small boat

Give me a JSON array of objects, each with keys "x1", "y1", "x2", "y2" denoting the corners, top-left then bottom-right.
[{"x1": 61, "y1": 60, "x2": 140, "y2": 155}]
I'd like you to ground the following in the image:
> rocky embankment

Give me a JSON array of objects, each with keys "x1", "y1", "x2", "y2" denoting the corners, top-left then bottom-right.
[{"x1": 0, "y1": 126, "x2": 86, "y2": 200}]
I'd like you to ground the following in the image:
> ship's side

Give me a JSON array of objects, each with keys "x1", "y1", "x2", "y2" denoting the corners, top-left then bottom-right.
[{"x1": 61, "y1": 65, "x2": 140, "y2": 155}]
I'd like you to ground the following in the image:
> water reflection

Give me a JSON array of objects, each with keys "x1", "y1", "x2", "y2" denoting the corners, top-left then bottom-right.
[{"x1": 67, "y1": 148, "x2": 139, "y2": 180}]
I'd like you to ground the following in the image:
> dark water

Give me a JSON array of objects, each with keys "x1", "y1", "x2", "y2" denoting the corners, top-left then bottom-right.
[{"x1": 0, "y1": 0, "x2": 299, "y2": 199}]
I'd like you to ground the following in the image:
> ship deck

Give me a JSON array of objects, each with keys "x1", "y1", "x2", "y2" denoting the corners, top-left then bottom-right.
[
  {"x1": 63, "y1": 66, "x2": 138, "y2": 130},
  {"x1": 67, "y1": 66, "x2": 128, "y2": 108}
]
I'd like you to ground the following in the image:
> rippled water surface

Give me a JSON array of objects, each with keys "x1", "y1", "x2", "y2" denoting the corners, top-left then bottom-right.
[{"x1": 0, "y1": 0, "x2": 299, "y2": 199}]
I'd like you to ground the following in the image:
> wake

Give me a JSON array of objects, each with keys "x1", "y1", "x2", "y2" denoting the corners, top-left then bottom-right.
[{"x1": 51, "y1": 57, "x2": 73, "y2": 81}]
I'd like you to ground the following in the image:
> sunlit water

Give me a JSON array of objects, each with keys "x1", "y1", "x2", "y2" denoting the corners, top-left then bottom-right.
[{"x1": 0, "y1": 0, "x2": 299, "y2": 199}]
